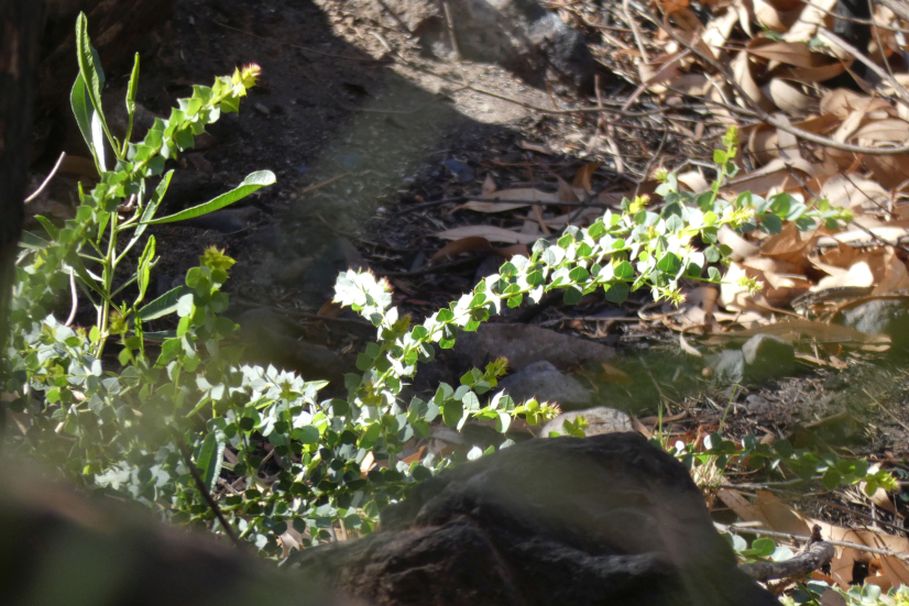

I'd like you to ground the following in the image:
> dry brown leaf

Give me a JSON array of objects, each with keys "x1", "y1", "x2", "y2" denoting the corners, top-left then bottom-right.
[
  {"x1": 359, "y1": 450, "x2": 376, "y2": 477},
  {"x1": 718, "y1": 225, "x2": 760, "y2": 260},
  {"x1": 572, "y1": 162, "x2": 600, "y2": 193},
  {"x1": 813, "y1": 260, "x2": 874, "y2": 291},
  {"x1": 743, "y1": 256, "x2": 812, "y2": 305},
  {"x1": 812, "y1": 521, "x2": 909, "y2": 589},
  {"x1": 754, "y1": 490, "x2": 812, "y2": 534},
  {"x1": 638, "y1": 50, "x2": 689, "y2": 95},
  {"x1": 702, "y1": 7, "x2": 739, "y2": 56},
  {"x1": 725, "y1": 156, "x2": 816, "y2": 195},
  {"x1": 458, "y1": 187, "x2": 560, "y2": 213},
  {"x1": 853, "y1": 119, "x2": 909, "y2": 188},
  {"x1": 435, "y1": 225, "x2": 540, "y2": 244},
  {"x1": 753, "y1": 0, "x2": 803, "y2": 31},
  {"x1": 744, "y1": 123, "x2": 781, "y2": 165},
  {"x1": 869, "y1": 248, "x2": 909, "y2": 294},
  {"x1": 796, "y1": 112, "x2": 843, "y2": 136},
  {"x1": 833, "y1": 108, "x2": 882, "y2": 146},
  {"x1": 746, "y1": 39, "x2": 819, "y2": 68},
  {"x1": 657, "y1": 0, "x2": 689, "y2": 14},
  {"x1": 316, "y1": 300, "x2": 344, "y2": 318},
  {"x1": 819, "y1": 173, "x2": 890, "y2": 212},
  {"x1": 543, "y1": 208, "x2": 603, "y2": 229},
  {"x1": 529, "y1": 204, "x2": 551, "y2": 236},
  {"x1": 597, "y1": 191, "x2": 628, "y2": 207},
  {"x1": 740, "y1": 491, "x2": 909, "y2": 590},
  {"x1": 598, "y1": 362, "x2": 633, "y2": 383},
  {"x1": 779, "y1": 56, "x2": 848, "y2": 84},
  {"x1": 784, "y1": 0, "x2": 838, "y2": 42},
  {"x1": 816, "y1": 225, "x2": 909, "y2": 249},
  {"x1": 517, "y1": 140, "x2": 553, "y2": 155},
  {"x1": 677, "y1": 170, "x2": 710, "y2": 192},
  {"x1": 557, "y1": 177, "x2": 580, "y2": 203},
  {"x1": 398, "y1": 446, "x2": 426, "y2": 467},
  {"x1": 481, "y1": 173, "x2": 496, "y2": 196},
  {"x1": 430, "y1": 236, "x2": 493, "y2": 263},
  {"x1": 732, "y1": 49, "x2": 772, "y2": 110},
  {"x1": 675, "y1": 285, "x2": 719, "y2": 328},
  {"x1": 760, "y1": 222, "x2": 817, "y2": 263},
  {"x1": 717, "y1": 487, "x2": 766, "y2": 522},
  {"x1": 668, "y1": 72, "x2": 711, "y2": 96},
  {"x1": 820, "y1": 89, "x2": 892, "y2": 120},
  {"x1": 519, "y1": 215, "x2": 541, "y2": 237},
  {"x1": 679, "y1": 332, "x2": 702, "y2": 356},
  {"x1": 727, "y1": 318, "x2": 890, "y2": 348},
  {"x1": 765, "y1": 78, "x2": 816, "y2": 114},
  {"x1": 720, "y1": 261, "x2": 767, "y2": 311},
  {"x1": 772, "y1": 115, "x2": 804, "y2": 165},
  {"x1": 810, "y1": 242, "x2": 864, "y2": 274}
]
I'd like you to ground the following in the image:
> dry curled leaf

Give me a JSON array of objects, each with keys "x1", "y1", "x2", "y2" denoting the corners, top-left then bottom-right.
[
  {"x1": 435, "y1": 225, "x2": 540, "y2": 244},
  {"x1": 458, "y1": 187, "x2": 560, "y2": 213}
]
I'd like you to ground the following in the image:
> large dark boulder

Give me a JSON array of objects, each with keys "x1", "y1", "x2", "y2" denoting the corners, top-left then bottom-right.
[{"x1": 292, "y1": 433, "x2": 778, "y2": 606}]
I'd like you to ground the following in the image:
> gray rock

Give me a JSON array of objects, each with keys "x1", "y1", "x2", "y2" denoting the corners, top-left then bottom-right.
[
  {"x1": 840, "y1": 298, "x2": 909, "y2": 355},
  {"x1": 455, "y1": 323, "x2": 615, "y2": 371},
  {"x1": 741, "y1": 333, "x2": 796, "y2": 381},
  {"x1": 707, "y1": 334, "x2": 796, "y2": 384},
  {"x1": 292, "y1": 433, "x2": 778, "y2": 606},
  {"x1": 541, "y1": 406, "x2": 633, "y2": 437},
  {"x1": 237, "y1": 308, "x2": 348, "y2": 383},
  {"x1": 499, "y1": 360, "x2": 594, "y2": 408}
]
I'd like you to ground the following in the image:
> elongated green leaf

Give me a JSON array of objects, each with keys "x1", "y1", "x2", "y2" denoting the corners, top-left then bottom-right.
[
  {"x1": 144, "y1": 170, "x2": 275, "y2": 225},
  {"x1": 18, "y1": 230, "x2": 51, "y2": 250},
  {"x1": 68, "y1": 259, "x2": 106, "y2": 301},
  {"x1": 137, "y1": 284, "x2": 190, "y2": 321},
  {"x1": 74, "y1": 12, "x2": 117, "y2": 153},
  {"x1": 122, "y1": 52, "x2": 140, "y2": 152},
  {"x1": 141, "y1": 329, "x2": 176, "y2": 341},
  {"x1": 135, "y1": 235, "x2": 156, "y2": 305},
  {"x1": 70, "y1": 75, "x2": 103, "y2": 173},
  {"x1": 33, "y1": 215, "x2": 59, "y2": 239},
  {"x1": 131, "y1": 170, "x2": 173, "y2": 243},
  {"x1": 195, "y1": 432, "x2": 224, "y2": 493},
  {"x1": 75, "y1": 13, "x2": 104, "y2": 110}
]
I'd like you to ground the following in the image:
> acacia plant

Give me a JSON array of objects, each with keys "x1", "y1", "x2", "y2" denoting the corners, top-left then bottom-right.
[{"x1": 1, "y1": 13, "x2": 893, "y2": 557}]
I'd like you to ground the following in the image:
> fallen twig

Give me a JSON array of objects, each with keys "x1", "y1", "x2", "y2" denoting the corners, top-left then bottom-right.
[
  {"x1": 718, "y1": 522, "x2": 909, "y2": 562},
  {"x1": 740, "y1": 537, "x2": 835, "y2": 582},
  {"x1": 25, "y1": 151, "x2": 67, "y2": 203},
  {"x1": 174, "y1": 434, "x2": 241, "y2": 547}
]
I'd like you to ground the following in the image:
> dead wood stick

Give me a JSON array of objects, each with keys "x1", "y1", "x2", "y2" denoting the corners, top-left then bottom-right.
[
  {"x1": 739, "y1": 540, "x2": 835, "y2": 582},
  {"x1": 439, "y1": 0, "x2": 461, "y2": 59},
  {"x1": 175, "y1": 434, "x2": 241, "y2": 547},
  {"x1": 720, "y1": 523, "x2": 909, "y2": 562}
]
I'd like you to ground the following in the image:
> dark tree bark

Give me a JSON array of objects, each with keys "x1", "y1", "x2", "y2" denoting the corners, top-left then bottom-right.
[{"x1": 0, "y1": 1, "x2": 42, "y2": 360}]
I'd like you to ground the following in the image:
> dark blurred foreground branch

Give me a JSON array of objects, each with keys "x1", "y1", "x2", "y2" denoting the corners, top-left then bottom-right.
[
  {"x1": 0, "y1": 0, "x2": 42, "y2": 375},
  {"x1": 0, "y1": 461, "x2": 343, "y2": 606}
]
